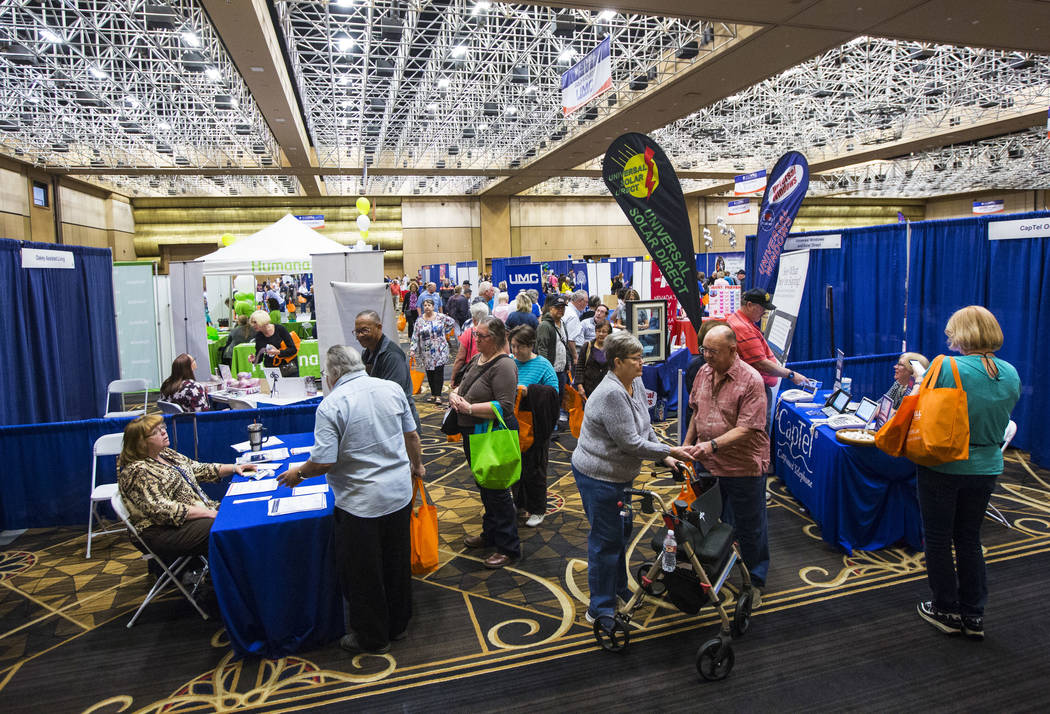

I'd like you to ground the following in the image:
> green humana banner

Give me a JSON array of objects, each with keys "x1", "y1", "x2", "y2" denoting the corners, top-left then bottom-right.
[{"x1": 602, "y1": 133, "x2": 703, "y2": 329}]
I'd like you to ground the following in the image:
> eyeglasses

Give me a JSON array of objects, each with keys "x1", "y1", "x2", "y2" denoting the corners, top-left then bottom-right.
[
  {"x1": 353, "y1": 326, "x2": 377, "y2": 335},
  {"x1": 475, "y1": 331, "x2": 492, "y2": 340},
  {"x1": 149, "y1": 427, "x2": 168, "y2": 436},
  {"x1": 700, "y1": 346, "x2": 723, "y2": 356}
]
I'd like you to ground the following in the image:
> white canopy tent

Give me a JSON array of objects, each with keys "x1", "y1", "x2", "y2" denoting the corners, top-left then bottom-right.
[{"x1": 195, "y1": 213, "x2": 349, "y2": 276}]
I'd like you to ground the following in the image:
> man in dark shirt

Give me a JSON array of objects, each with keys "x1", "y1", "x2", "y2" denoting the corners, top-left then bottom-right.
[
  {"x1": 446, "y1": 286, "x2": 471, "y2": 329},
  {"x1": 355, "y1": 310, "x2": 420, "y2": 429}
]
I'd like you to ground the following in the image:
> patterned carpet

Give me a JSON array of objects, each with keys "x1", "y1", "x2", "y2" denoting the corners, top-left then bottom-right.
[{"x1": 1, "y1": 398, "x2": 1049, "y2": 712}]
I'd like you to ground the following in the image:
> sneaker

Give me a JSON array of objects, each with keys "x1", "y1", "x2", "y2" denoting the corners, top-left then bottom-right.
[
  {"x1": 750, "y1": 586, "x2": 762, "y2": 610},
  {"x1": 525, "y1": 513, "x2": 544, "y2": 527},
  {"x1": 961, "y1": 615, "x2": 984, "y2": 640},
  {"x1": 339, "y1": 633, "x2": 390, "y2": 655},
  {"x1": 917, "y1": 601, "x2": 962, "y2": 635}
]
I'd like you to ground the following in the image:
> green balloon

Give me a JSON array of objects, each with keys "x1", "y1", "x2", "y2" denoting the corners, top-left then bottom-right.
[
  {"x1": 235, "y1": 300, "x2": 254, "y2": 316},
  {"x1": 234, "y1": 291, "x2": 254, "y2": 301}
]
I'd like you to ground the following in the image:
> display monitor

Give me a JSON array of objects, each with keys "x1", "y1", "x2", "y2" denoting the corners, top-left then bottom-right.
[
  {"x1": 830, "y1": 389, "x2": 850, "y2": 413},
  {"x1": 854, "y1": 397, "x2": 879, "y2": 425}
]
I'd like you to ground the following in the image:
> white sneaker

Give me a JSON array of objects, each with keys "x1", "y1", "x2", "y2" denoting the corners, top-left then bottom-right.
[
  {"x1": 584, "y1": 610, "x2": 596, "y2": 624},
  {"x1": 525, "y1": 513, "x2": 544, "y2": 527}
]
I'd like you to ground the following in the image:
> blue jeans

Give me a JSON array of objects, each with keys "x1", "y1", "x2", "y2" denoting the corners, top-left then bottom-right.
[
  {"x1": 719, "y1": 476, "x2": 769, "y2": 587},
  {"x1": 573, "y1": 466, "x2": 633, "y2": 617},
  {"x1": 917, "y1": 467, "x2": 996, "y2": 616}
]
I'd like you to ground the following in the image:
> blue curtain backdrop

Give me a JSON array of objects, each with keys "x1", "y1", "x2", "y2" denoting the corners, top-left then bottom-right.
[
  {"x1": 0, "y1": 402, "x2": 320, "y2": 530},
  {"x1": 746, "y1": 224, "x2": 908, "y2": 363},
  {"x1": 0, "y1": 239, "x2": 120, "y2": 426},
  {"x1": 906, "y1": 211, "x2": 1050, "y2": 465}
]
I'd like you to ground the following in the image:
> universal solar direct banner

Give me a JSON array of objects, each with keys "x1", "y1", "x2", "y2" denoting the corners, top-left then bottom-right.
[
  {"x1": 602, "y1": 132, "x2": 703, "y2": 328},
  {"x1": 754, "y1": 151, "x2": 810, "y2": 294}
]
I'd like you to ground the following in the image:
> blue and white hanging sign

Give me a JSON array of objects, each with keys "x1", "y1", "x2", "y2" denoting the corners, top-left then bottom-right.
[
  {"x1": 21, "y1": 247, "x2": 75, "y2": 269},
  {"x1": 728, "y1": 198, "x2": 750, "y2": 215},
  {"x1": 295, "y1": 214, "x2": 325, "y2": 228},
  {"x1": 561, "y1": 36, "x2": 612, "y2": 116},
  {"x1": 734, "y1": 170, "x2": 766, "y2": 196},
  {"x1": 988, "y1": 216, "x2": 1050, "y2": 240},
  {"x1": 972, "y1": 200, "x2": 1004, "y2": 215}
]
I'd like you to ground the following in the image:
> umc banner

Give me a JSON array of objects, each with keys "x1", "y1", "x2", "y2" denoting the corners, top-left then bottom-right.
[
  {"x1": 561, "y1": 36, "x2": 612, "y2": 116},
  {"x1": 602, "y1": 133, "x2": 704, "y2": 328},
  {"x1": 754, "y1": 151, "x2": 810, "y2": 294}
]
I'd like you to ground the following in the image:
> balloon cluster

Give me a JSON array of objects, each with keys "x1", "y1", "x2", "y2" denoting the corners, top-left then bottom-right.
[
  {"x1": 356, "y1": 196, "x2": 371, "y2": 240},
  {"x1": 715, "y1": 216, "x2": 737, "y2": 248},
  {"x1": 232, "y1": 275, "x2": 256, "y2": 316},
  {"x1": 702, "y1": 227, "x2": 713, "y2": 249}
]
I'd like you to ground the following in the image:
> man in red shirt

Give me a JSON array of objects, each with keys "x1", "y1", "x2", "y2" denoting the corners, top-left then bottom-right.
[
  {"x1": 726, "y1": 289, "x2": 810, "y2": 425},
  {"x1": 684, "y1": 325, "x2": 769, "y2": 598}
]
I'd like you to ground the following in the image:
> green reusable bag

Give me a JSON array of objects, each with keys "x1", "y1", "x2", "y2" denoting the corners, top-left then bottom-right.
[{"x1": 468, "y1": 403, "x2": 522, "y2": 490}]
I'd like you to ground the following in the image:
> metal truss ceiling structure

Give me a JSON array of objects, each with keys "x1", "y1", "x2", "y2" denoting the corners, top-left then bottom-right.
[{"x1": 0, "y1": 2, "x2": 1048, "y2": 200}]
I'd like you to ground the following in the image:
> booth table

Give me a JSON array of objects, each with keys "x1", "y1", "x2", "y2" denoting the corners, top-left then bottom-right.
[
  {"x1": 671, "y1": 318, "x2": 699, "y2": 354},
  {"x1": 207, "y1": 335, "x2": 228, "y2": 374},
  {"x1": 281, "y1": 320, "x2": 314, "y2": 339},
  {"x1": 231, "y1": 340, "x2": 320, "y2": 378},
  {"x1": 209, "y1": 432, "x2": 344, "y2": 658},
  {"x1": 774, "y1": 394, "x2": 922, "y2": 553}
]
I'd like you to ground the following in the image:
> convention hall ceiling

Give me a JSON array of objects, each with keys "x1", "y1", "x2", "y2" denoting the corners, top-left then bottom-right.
[{"x1": 0, "y1": 0, "x2": 1048, "y2": 199}]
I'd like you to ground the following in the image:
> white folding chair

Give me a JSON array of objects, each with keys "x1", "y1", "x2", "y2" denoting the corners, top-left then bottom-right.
[
  {"x1": 87, "y1": 432, "x2": 126, "y2": 558},
  {"x1": 103, "y1": 378, "x2": 149, "y2": 419},
  {"x1": 156, "y1": 400, "x2": 200, "y2": 459},
  {"x1": 986, "y1": 420, "x2": 1018, "y2": 528},
  {"x1": 110, "y1": 492, "x2": 210, "y2": 627}
]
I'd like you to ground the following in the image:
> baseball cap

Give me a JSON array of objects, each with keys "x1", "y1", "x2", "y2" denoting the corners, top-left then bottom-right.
[
  {"x1": 549, "y1": 294, "x2": 569, "y2": 307},
  {"x1": 742, "y1": 289, "x2": 776, "y2": 310}
]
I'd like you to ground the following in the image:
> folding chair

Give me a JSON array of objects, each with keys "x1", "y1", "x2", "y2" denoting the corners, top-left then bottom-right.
[
  {"x1": 109, "y1": 492, "x2": 210, "y2": 627},
  {"x1": 103, "y1": 378, "x2": 149, "y2": 419},
  {"x1": 986, "y1": 420, "x2": 1018, "y2": 528},
  {"x1": 87, "y1": 433, "x2": 126, "y2": 558},
  {"x1": 156, "y1": 400, "x2": 199, "y2": 459}
]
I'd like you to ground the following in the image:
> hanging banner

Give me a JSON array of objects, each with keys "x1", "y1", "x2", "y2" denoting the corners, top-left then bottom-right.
[
  {"x1": 294, "y1": 214, "x2": 324, "y2": 229},
  {"x1": 734, "y1": 170, "x2": 766, "y2": 195},
  {"x1": 561, "y1": 35, "x2": 612, "y2": 116},
  {"x1": 571, "y1": 261, "x2": 588, "y2": 293},
  {"x1": 506, "y1": 263, "x2": 543, "y2": 303},
  {"x1": 754, "y1": 151, "x2": 810, "y2": 294},
  {"x1": 972, "y1": 200, "x2": 1004, "y2": 215},
  {"x1": 602, "y1": 132, "x2": 703, "y2": 328},
  {"x1": 728, "y1": 198, "x2": 750, "y2": 215}
]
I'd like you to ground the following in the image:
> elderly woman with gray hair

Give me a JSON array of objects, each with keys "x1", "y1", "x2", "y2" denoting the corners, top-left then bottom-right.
[{"x1": 571, "y1": 330, "x2": 693, "y2": 623}]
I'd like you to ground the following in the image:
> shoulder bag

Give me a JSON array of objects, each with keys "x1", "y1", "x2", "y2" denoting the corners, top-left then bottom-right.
[
  {"x1": 410, "y1": 477, "x2": 439, "y2": 575},
  {"x1": 468, "y1": 403, "x2": 522, "y2": 490},
  {"x1": 904, "y1": 355, "x2": 970, "y2": 466}
]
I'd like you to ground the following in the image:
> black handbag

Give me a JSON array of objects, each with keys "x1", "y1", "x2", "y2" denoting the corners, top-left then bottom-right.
[{"x1": 440, "y1": 407, "x2": 460, "y2": 436}]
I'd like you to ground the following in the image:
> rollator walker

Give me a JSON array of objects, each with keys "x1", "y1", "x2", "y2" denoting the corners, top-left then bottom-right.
[{"x1": 592, "y1": 466, "x2": 757, "y2": 682}]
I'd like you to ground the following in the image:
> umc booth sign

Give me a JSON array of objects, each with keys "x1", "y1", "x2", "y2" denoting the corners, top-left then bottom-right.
[{"x1": 506, "y1": 263, "x2": 543, "y2": 304}]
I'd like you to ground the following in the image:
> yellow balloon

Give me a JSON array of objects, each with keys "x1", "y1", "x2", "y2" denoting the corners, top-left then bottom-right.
[
  {"x1": 221, "y1": 232, "x2": 236, "y2": 246},
  {"x1": 356, "y1": 196, "x2": 370, "y2": 214},
  {"x1": 361, "y1": 230, "x2": 369, "y2": 240}
]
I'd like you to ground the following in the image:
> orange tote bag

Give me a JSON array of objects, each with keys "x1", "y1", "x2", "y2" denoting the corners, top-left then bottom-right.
[
  {"x1": 410, "y1": 477, "x2": 439, "y2": 575},
  {"x1": 904, "y1": 355, "x2": 970, "y2": 466}
]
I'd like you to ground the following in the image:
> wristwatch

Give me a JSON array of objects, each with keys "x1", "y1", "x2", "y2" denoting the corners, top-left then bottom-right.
[
  {"x1": 710, "y1": 439, "x2": 718, "y2": 453},
  {"x1": 788, "y1": 371, "x2": 795, "y2": 380}
]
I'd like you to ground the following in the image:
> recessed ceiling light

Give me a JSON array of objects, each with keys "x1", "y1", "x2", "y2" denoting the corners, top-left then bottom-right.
[
  {"x1": 275, "y1": 117, "x2": 286, "y2": 123},
  {"x1": 182, "y1": 31, "x2": 200, "y2": 47},
  {"x1": 451, "y1": 44, "x2": 468, "y2": 58},
  {"x1": 89, "y1": 66, "x2": 107, "y2": 79},
  {"x1": 477, "y1": 123, "x2": 489, "y2": 131},
  {"x1": 525, "y1": 85, "x2": 536, "y2": 94},
  {"x1": 250, "y1": 66, "x2": 265, "y2": 72},
  {"x1": 39, "y1": 28, "x2": 64, "y2": 44},
  {"x1": 437, "y1": 77, "x2": 450, "y2": 89},
  {"x1": 334, "y1": 0, "x2": 355, "y2": 7},
  {"x1": 336, "y1": 35, "x2": 355, "y2": 52},
  {"x1": 338, "y1": 75, "x2": 351, "y2": 85},
  {"x1": 426, "y1": 102, "x2": 438, "y2": 112},
  {"x1": 205, "y1": 67, "x2": 221, "y2": 81},
  {"x1": 158, "y1": 122, "x2": 171, "y2": 131},
  {"x1": 124, "y1": 95, "x2": 140, "y2": 107},
  {"x1": 598, "y1": 10, "x2": 616, "y2": 21},
  {"x1": 26, "y1": 94, "x2": 40, "y2": 104},
  {"x1": 558, "y1": 47, "x2": 576, "y2": 62}
]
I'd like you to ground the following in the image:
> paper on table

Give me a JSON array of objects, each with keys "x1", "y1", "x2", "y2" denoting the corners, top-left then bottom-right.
[
  {"x1": 230, "y1": 436, "x2": 284, "y2": 453},
  {"x1": 236, "y1": 447, "x2": 290, "y2": 465},
  {"x1": 226, "y1": 478, "x2": 279, "y2": 496},
  {"x1": 292, "y1": 483, "x2": 329, "y2": 496},
  {"x1": 289, "y1": 446, "x2": 313, "y2": 456},
  {"x1": 268, "y1": 493, "x2": 327, "y2": 516}
]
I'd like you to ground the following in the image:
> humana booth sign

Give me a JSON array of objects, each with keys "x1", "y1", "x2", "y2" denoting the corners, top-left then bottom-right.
[{"x1": 251, "y1": 259, "x2": 311, "y2": 273}]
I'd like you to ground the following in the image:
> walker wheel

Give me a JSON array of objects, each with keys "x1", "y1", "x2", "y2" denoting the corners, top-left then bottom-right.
[
  {"x1": 696, "y1": 638, "x2": 734, "y2": 681},
  {"x1": 635, "y1": 562, "x2": 666, "y2": 596},
  {"x1": 732, "y1": 590, "x2": 753, "y2": 638},
  {"x1": 593, "y1": 615, "x2": 630, "y2": 653}
]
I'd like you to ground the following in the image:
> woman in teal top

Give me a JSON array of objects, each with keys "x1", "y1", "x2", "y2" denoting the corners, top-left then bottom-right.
[{"x1": 916, "y1": 306, "x2": 1020, "y2": 642}]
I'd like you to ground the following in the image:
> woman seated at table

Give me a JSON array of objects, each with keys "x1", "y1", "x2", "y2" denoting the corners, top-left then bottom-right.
[
  {"x1": 248, "y1": 310, "x2": 299, "y2": 377},
  {"x1": 160, "y1": 354, "x2": 210, "y2": 412},
  {"x1": 117, "y1": 415, "x2": 255, "y2": 562},
  {"x1": 887, "y1": 351, "x2": 930, "y2": 408},
  {"x1": 222, "y1": 314, "x2": 253, "y2": 367}
]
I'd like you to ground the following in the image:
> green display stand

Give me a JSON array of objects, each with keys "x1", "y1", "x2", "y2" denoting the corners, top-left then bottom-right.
[{"x1": 231, "y1": 340, "x2": 320, "y2": 378}]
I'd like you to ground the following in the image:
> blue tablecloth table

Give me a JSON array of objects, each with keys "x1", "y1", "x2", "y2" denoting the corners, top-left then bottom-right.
[
  {"x1": 774, "y1": 394, "x2": 922, "y2": 553},
  {"x1": 209, "y1": 431, "x2": 344, "y2": 658}
]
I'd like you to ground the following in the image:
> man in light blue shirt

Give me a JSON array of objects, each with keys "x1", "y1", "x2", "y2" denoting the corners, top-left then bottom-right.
[
  {"x1": 420, "y1": 281, "x2": 443, "y2": 311},
  {"x1": 279, "y1": 345, "x2": 424, "y2": 656}
]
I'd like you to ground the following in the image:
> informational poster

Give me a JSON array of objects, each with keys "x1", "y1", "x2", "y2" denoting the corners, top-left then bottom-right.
[
  {"x1": 728, "y1": 198, "x2": 750, "y2": 215},
  {"x1": 762, "y1": 249, "x2": 809, "y2": 363},
  {"x1": 113, "y1": 263, "x2": 160, "y2": 387},
  {"x1": 707, "y1": 285, "x2": 741, "y2": 319},
  {"x1": 734, "y1": 170, "x2": 767, "y2": 195}
]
